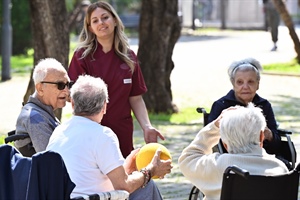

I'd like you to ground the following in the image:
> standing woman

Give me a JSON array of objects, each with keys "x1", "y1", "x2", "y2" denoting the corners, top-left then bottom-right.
[{"x1": 68, "y1": 1, "x2": 164, "y2": 157}]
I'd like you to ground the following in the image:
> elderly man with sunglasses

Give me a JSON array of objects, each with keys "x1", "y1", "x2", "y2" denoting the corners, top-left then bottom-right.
[{"x1": 14, "y1": 58, "x2": 71, "y2": 156}]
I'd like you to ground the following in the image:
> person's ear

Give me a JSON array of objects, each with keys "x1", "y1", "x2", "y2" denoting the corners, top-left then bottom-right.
[
  {"x1": 71, "y1": 99, "x2": 75, "y2": 109},
  {"x1": 257, "y1": 81, "x2": 260, "y2": 90},
  {"x1": 259, "y1": 130, "x2": 264, "y2": 147},
  {"x1": 36, "y1": 83, "x2": 44, "y2": 96},
  {"x1": 222, "y1": 141, "x2": 228, "y2": 151},
  {"x1": 102, "y1": 102, "x2": 107, "y2": 114},
  {"x1": 88, "y1": 25, "x2": 94, "y2": 34}
]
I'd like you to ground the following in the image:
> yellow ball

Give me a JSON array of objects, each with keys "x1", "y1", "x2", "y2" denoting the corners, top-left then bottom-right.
[{"x1": 136, "y1": 143, "x2": 172, "y2": 179}]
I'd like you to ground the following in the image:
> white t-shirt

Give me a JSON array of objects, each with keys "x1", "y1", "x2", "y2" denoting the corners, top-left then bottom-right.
[{"x1": 46, "y1": 116, "x2": 124, "y2": 198}]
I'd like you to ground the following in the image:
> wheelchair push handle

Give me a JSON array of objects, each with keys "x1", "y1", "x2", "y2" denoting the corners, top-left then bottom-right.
[
  {"x1": 196, "y1": 107, "x2": 207, "y2": 114},
  {"x1": 224, "y1": 165, "x2": 250, "y2": 179},
  {"x1": 277, "y1": 128, "x2": 292, "y2": 135},
  {"x1": 5, "y1": 133, "x2": 29, "y2": 144}
]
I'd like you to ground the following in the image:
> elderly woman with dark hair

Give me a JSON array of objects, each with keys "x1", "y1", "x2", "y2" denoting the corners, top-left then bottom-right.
[{"x1": 207, "y1": 58, "x2": 280, "y2": 154}]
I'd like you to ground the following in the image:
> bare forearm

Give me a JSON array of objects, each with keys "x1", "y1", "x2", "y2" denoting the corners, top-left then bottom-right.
[
  {"x1": 108, "y1": 166, "x2": 151, "y2": 193},
  {"x1": 129, "y1": 96, "x2": 151, "y2": 130}
]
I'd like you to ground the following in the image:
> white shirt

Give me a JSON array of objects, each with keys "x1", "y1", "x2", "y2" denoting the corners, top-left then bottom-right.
[{"x1": 47, "y1": 116, "x2": 124, "y2": 198}]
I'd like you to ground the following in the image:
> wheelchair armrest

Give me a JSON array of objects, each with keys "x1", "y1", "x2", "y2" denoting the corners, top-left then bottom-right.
[
  {"x1": 224, "y1": 165, "x2": 249, "y2": 179},
  {"x1": 277, "y1": 128, "x2": 292, "y2": 136},
  {"x1": 196, "y1": 107, "x2": 210, "y2": 125},
  {"x1": 5, "y1": 134, "x2": 30, "y2": 144},
  {"x1": 8, "y1": 130, "x2": 16, "y2": 136},
  {"x1": 274, "y1": 128, "x2": 296, "y2": 169},
  {"x1": 71, "y1": 190, "x2": 129, "y2": 200}
]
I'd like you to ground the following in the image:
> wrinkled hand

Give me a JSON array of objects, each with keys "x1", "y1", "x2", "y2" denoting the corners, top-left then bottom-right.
[
  {"x1": 123, "y1": 148, "x2": 140, "y2": 174},
  {"x1": 214, "y1": 106, "x2": 241, "y2": 128},
  {"x1": 147, "y1": 148, "x2": 172, "y2": 179},
  {"x1": 144, "y1": 126, "x2": 165, "y2": 143},
  {"x1": 264, "y1": 127, "x2": 273, "y2": 141}
]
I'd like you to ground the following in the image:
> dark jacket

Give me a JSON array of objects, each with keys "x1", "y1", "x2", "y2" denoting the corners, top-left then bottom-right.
[
  {"x1": 208, "y1": 89, "x2": 280, "y2": 154},
  {"x1": 0, "y1": 144, "x2": 31, "y2": 200},
  {"x1": 0, "y1": 144, "x2": 75, "y2": 200}
]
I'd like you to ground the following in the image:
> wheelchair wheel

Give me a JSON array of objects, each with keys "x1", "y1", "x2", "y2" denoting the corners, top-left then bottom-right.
[{"x1": 189, "y1": 186, "x2": 205, "y2": 200}]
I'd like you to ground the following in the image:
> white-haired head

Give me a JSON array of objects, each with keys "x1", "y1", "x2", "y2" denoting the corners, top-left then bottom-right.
[
  {"x1": 220, "y1": 103, "x2": 266, "y2": 154},
  {"x1": 33, "y1": 58, "x2": 67, "y2": 85},
  {"x1": 71, "y1": 75, "x2": 109, "y2": 116}
]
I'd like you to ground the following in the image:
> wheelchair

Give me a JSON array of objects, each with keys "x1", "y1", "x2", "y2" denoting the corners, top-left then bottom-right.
[
  {"x1": 0, "y1": 144, "x2": 129, "y2": 200},
  {"x1": 188, "y1": 107, "x2": 297, "y2": 200},
  {"x1": 4, "y1": 130, "x2": 35, "y2": 157},
  {"x1": 220, "y1": 163, "x2": 300, "y2": 200}
]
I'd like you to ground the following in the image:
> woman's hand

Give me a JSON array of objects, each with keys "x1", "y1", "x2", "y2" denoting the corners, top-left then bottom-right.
[
  {"x1": 214, "y1": 106, "x2": 241, "y2": 128},
  {"x1": 264, "y1": 127, "x2": 273, "y2": 141},
  {"x1": 143, "y1": 126, "x2": 165, "y2": 143}
]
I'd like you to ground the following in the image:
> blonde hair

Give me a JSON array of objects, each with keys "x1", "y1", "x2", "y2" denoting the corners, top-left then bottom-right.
[{"x1": 76, "y1": 1, "x2": 135, "y2": 72}]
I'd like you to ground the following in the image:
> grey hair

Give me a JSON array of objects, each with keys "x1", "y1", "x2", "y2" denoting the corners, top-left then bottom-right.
[
  {"x1": 70, "y1": 75, "x2": 109, "y2": 116},
  {"x1": 220, "y1": 103, "x2": 266, "y2": 154},
  {"x1": 228, "y1": 58, "x2": 263, "y2": 85},
  {"x1": 33, "y1": 58, "x2": 67, "y2": 84}
]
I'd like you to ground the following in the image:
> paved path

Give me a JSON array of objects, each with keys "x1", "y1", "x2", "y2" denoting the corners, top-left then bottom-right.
[{"x1": 1, "y1": 26, "x2": 300, "y2": 199}]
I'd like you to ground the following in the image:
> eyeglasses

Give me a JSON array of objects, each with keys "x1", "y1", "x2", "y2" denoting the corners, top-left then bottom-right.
[{"x1": 41, "y1": 81, "x2": 72, "y2": 90}]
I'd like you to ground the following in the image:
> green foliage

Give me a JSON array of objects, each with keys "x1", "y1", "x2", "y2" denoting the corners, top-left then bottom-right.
[
  {"x1": 92, "y1": 0, "x2": 142, "y2": 14},
  {"x1": 10, "y1": 55, "x2": 33, "y2": 74},
  {"x1": 0, "y1": 0, "x2": 142, "y2": 55},
  {"x1": 263, "y1": 58, "x2": 300, "y2": 74},
  {"x1": 0, "y1": 49, "x2": 33, "y2": 75},
  {"x1": 65, "y1": 0, "x2": 79, "y2": 12},
  {"x1": 0, "y1": 0, "x2": 32, "y2": 55},
  {"x1": 148, "y1": 107, "x2": 203, "y2": 124},
  {"x1": 0, "y1": 41, "x2": 76, "y2": 76},
  {"x1": 0, "y1": 135, "x2": 4, "y2": 145},
  {"x1": 114, "y1": 0, "x2": 141, "y2": 14}
]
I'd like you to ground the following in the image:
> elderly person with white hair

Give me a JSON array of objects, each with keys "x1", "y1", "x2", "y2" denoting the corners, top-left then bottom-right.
[
  {"x1": 47, "y1": 75, "x2": 172, "y2": 200},
  {"x1": 207, "y1": 57, "x2": 280, "y2": 155},
  {"x1": 178, "y1": 103, "x2": 289, "y2": 200},
  {"x1": 15, "y1": 58, "x2": 70, "y2": 156}
]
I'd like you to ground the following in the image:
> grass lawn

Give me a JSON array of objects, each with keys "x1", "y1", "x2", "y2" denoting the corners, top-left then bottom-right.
[{"x1": 263, "y1": 59, "x2": 300, "y2": 74}]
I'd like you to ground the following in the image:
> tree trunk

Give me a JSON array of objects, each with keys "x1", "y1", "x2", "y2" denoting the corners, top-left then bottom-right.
[
  {"x1": 23, "y1": 0, "x2": 69, "y2": 120},
  {"x1": 67, "y1": 1, "x2": 83, "y2": 31},
  {"x1": 272, "y1": 0, "x2": 300, "y2": 62},
  {"x1": 137, "y1": 0, "x2": 181, "y2": 114}
]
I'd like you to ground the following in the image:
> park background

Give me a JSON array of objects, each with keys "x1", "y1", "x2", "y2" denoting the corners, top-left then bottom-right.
[{"x1": 1, "y1": 0, "x2": 300, "y2": 199}]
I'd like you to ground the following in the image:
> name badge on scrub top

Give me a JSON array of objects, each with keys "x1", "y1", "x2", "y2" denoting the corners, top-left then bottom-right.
[{"x1": 123, "y1": 78, "x2": 132, "y2": 84}]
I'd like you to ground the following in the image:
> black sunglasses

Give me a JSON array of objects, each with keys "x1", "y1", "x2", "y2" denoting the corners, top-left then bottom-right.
[{"x1": 41, "y1": 81, "x2": 72, "y2": 90}]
